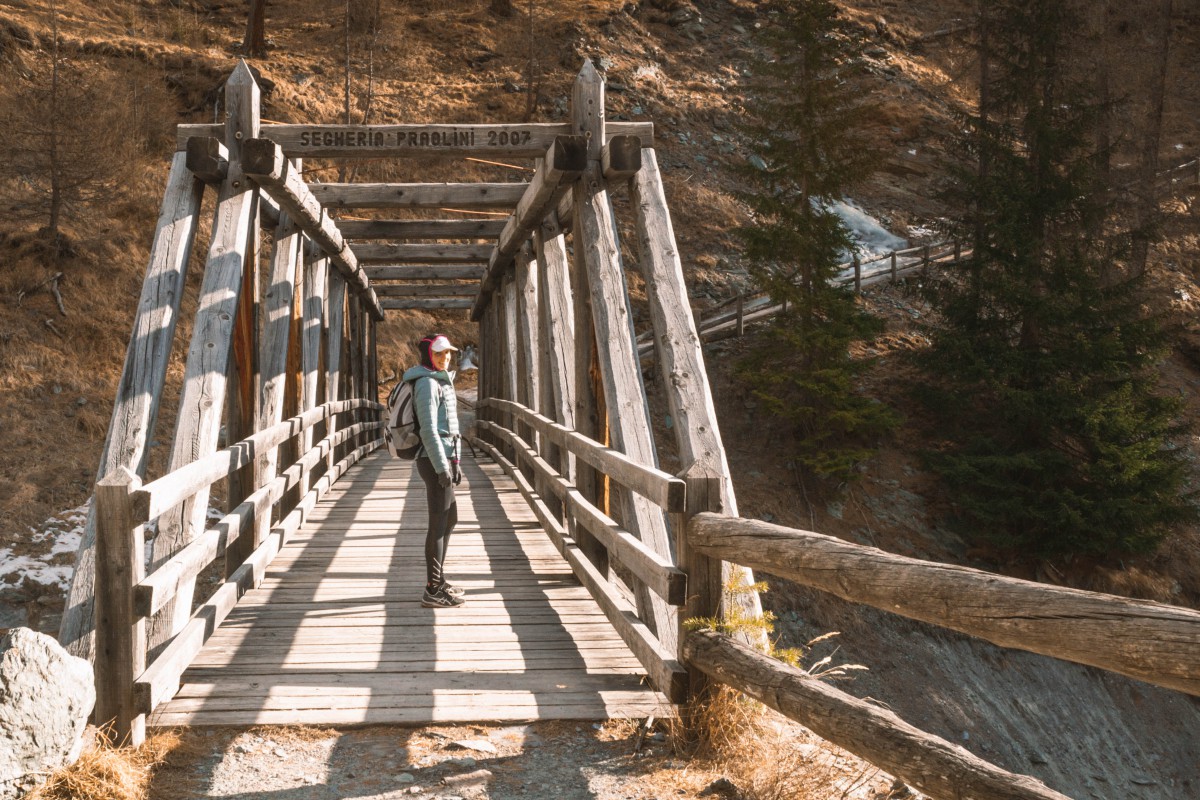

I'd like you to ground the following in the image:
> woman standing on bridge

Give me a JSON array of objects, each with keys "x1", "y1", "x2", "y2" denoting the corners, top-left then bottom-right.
[{"x1": 403, "y1": 334, "x2": 465, "y2": 609}]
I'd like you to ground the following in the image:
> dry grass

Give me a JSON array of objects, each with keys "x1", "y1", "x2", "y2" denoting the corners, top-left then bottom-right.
[
  {"x1": 671, "y1": 685, "x2": 897, "y2": 800},
  {"x1": 25, "y1": 728, "x2": 181, "y2": 800}
]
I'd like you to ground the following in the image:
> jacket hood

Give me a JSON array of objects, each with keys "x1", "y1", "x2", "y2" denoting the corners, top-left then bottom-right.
[{"x1": 402, "y1": 365, "x2": 453, "y2": 383}]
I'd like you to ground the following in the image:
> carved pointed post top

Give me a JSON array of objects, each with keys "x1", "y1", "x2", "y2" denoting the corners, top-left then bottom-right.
[
  {"x1": 572, "y1": 59, "x2": 605, "y2": 159},
  {"x1": 225, "y1": 59, "x2": 262, "y2": 175}
]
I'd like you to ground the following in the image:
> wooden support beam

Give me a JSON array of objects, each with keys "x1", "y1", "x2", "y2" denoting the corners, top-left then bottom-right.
[
  {"x1": 535, "y1": 219, "x2": 575, "y2": 521},
  {"x1": 502, "y1": 275, "x2": 520, "y2": 450},
  {"x1": 630, "y1": 146, "x2": 766, "y2": 651},
  {"x1": 601, "y1": 135, "x2": 642, "y2": 181},
  {"x1": 351, "y1": 243, "x2": 493, "y2": 264},
  {"x1": 365, "y1": 265, "x2": 486, "y2": 281},
  {"x1": 572, "y1": 59, "x2": 676, "y2": 655},
  {"x1": 471, "y1": 136, "x2": 587, "y2": 318},
  {"x1": 337, "y1": 218, "x2": 506, "y2": 240},
  {"x1": 373, "y1": 283, "x2": 478, "y2": 297},
  {"x1": 147, "y1": 60, "x2": 260, "y2": 657},
  {"x1": 223, "y1": 186, "x2": 262, "y2": 578},
  {"x1": 93, "y1": 467, "x2": 147, "y2": 746},
  {"x1": 239, "y1": 138, "x2": 384, "y2": 321},
  {"x1": 178, "y1": 121, "x2": 655, "y2": 159},
  {"x1": 556, "y1": 190, "x2": 574, "y2": 230},
  {"x1": 185, "y1": 136, "x2": 228, "y2": 184},
  {"x1": 59, "y1": 151, "x2": 203, "y2": 661},
  {"x1": 311, "y1": 183, "x2": 526, "y2": 210},
  {"x1": 324, "y1": 272, "x2": 347, "y2": 472},
  {"x1": 684, "y1": 630, "x2": 1070, "y2": 800},
  {"x1": 689, "y1": 513, "x2": 1200, "y2": 697},
  {"x1": 513, "y1": 246, "x2": 540, "y2": 456},
  {"x1": 299, "y1": 256, "x2": 328, "y2": 496},
  {"x1": 379, "y1": 298, "x2": 474, "y2": 310},
  {"x1": 254, "y1": 209, "x2": 302, "y2": 545}
]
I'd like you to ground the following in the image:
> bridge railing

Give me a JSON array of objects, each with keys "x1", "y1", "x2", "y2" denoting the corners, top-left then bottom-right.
[
  {"x1": 467, "y1": 398, "x2": 1200, "y2": 800},
  {"x1": 92, "y1": 399, "x2": 383, "y2": 744},
  {"x1": 470, "y1": 397, "x2": 690, "y2": 700}
]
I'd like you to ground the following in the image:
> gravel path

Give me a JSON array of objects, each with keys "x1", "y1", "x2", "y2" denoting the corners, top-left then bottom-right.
[{"x1": 145, "y1": 719, "x2": 905, "y2": 800}]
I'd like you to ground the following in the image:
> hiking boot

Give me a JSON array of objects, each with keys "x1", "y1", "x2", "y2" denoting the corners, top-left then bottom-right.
[{"x1": 422, "y1": 585, "x2": 465, "y2": 608}]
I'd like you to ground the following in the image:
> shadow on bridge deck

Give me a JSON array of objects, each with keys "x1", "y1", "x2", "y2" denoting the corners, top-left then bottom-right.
[{"x1": 149, "y1": 450, "x2": 671, "y2": 728}]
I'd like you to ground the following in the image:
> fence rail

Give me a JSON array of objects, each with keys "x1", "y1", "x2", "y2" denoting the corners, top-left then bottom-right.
[
  {"x1": 637, "y1": 240, "x2": 968, "y2": 358},
  {"x1": 93, "y1": 399, "x2": 383, "y2": 741}
]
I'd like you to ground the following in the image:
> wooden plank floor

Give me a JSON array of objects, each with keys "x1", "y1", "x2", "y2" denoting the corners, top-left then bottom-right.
[{"x1": 151, "y1": 449, "x2": 672, "y2": 727}]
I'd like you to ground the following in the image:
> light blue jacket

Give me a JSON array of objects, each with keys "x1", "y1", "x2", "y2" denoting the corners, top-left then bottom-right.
[{"x1": 402, "y1": 365, "x2": 459, "y2": 475}]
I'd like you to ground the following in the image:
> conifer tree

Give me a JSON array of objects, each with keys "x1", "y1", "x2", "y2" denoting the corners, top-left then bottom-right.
[
  {"x1": 737, "y1": 0, "x2": 896, "y2": 484},
  {"x1": 923, "y1": 0, "x2": 1194, "y2": 557}
]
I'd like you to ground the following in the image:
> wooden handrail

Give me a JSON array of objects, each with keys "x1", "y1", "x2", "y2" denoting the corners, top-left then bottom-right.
[
  {"x1": 134, "y1": 435, "x2": 383, "y2": 715},
  {"x1": 135, "y1": 399, "x2": 381, "y2": 522},
  {"x1": 468, "y1": 432, "x2": 687, "y2": 701},
  {"x1": 684, "y1": 630, "x2": 1070, "y2": 800},
  {"x1": 479, "y1": 397, "x2": 685, "y2": 512},
  {"x1": 477, "y1": 419, "x2": 686, "y2": 605},
  {"x1": 688, "y1": 512, "x2": 1200, "y2": 697},
  {"x1": 134, "y1": 420, "x2": 381, "y2": 618}
]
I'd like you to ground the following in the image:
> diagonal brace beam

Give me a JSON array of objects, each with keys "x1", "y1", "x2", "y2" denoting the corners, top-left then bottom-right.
[
  {"x1": 472, "y1": 135, "x2": 587, "y2": 319},
  {"x1": 240, "y1": 137, "x2": 384, "y2": 320}
]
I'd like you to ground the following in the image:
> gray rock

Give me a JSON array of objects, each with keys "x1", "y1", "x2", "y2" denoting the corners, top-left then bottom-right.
[{"x1": 0, "y1": 628, "x2": 94, "y2": 799}]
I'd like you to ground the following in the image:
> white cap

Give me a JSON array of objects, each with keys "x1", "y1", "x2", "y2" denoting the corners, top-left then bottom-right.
[{"x1": 429, "y1": 335, "x2": 458, "y2": 353}]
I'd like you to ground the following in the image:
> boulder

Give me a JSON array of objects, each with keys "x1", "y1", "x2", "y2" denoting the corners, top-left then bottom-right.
[{"x1": 0, "y1": 628, "x2": 94, "y2": 799}]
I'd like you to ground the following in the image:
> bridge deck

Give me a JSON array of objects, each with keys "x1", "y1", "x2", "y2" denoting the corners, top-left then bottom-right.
[{"x1": 150, "y1": 450, "x2": 672, "y2": 727}]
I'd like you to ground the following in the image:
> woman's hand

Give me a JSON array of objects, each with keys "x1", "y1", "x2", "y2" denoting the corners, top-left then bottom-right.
[
  {"x1": 438, "y1": 471, "x2": 452, "y2": 489},
  {"x1": 452, "y1": 460, "x2": 462, "y2": 485}
]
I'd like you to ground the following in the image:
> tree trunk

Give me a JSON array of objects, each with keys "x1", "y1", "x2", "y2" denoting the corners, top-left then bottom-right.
[
  {"x1": 1131, "y1": 0, "x2": 1173, "y2": 278},
  {"x1": 243, "y1": 0, "x2": 267, "y2": 57}
]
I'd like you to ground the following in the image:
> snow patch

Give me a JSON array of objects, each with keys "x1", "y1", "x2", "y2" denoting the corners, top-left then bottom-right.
[
  {"x1": 829, "y1": 199, "x2": 908, "y2": 258},
  {"x1": 1, "y1": 501, "x2": 229, "y2": 593},
  {"x1": 1, "y1": 502, "x2": 90, "y2": 591}
]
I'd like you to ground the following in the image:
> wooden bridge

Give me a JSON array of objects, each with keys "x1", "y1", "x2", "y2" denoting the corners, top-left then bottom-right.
[{"x1": 59, "y1": 60, "x2": 1200, "y2": 800}]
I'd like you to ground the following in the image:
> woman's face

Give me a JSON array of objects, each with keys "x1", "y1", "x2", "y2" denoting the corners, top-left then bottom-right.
[{"x1": 431, "y1": 349, "x2": 452, "y2": 371}]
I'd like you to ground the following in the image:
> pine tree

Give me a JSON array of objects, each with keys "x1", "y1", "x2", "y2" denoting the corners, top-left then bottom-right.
[
  {"x1": 922, "y1": 0, "x2": 1195, "y2": 557},
  {"x1": 737, "y1": 0, "x2": 896, "y2": 484}
]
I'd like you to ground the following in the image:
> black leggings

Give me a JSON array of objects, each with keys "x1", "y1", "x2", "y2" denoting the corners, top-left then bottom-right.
[{"x1": 416, "y1": 456, "x2": 458, "y2": 586}]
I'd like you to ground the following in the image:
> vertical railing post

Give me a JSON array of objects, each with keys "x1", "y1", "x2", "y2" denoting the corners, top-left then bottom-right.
[
  {"x1": 954, "y1": 240, "x2": 962, "y2": 262},
  {"x1": 890, "y1": 250, "x2": 897, "y2": 282},
  {"x1": 93, "y1": 467, "x2": 147, "y2": 747},
  {"x1": 735, "y1": 294, "x2": 744, "y2": 338},
  {"x1": 676, "y1": 465, "x2": 722, "y2": 702},
  {"x1": 853, "y1": 254, "x2": 861, "y2": 292}
]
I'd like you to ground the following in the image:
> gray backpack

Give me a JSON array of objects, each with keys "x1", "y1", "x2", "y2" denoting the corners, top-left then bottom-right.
[{"x1": 384, "y1": 379, "x2": 421, "y2": 459}]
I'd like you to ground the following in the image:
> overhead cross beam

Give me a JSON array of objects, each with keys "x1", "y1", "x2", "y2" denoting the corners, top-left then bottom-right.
[
  {"x1": 338, "y1": 219, "x2": 506, "y2": 240},
  {"x1": 365, "y1": 265, "x2": 486, "y2": 281},
  {"x1": 176, "y1": 121, "x2": 655, "y2": 159},
  {"x1": 311, "y1": 183, "x2": 526, "y2": 210},
  {"x1": 352, "y1": 243, "x2": 493, "y2": 264}
]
